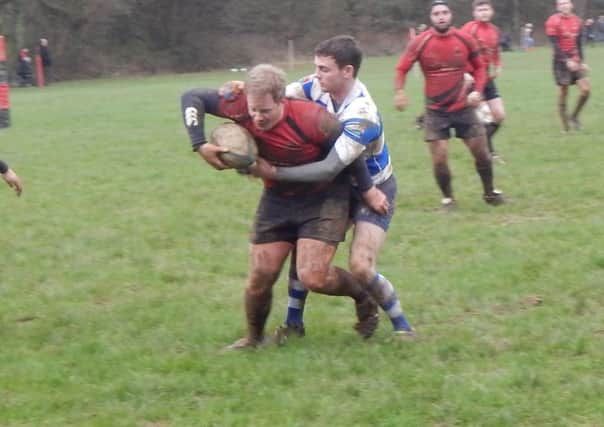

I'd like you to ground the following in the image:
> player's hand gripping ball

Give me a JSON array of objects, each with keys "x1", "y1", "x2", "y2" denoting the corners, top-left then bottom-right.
[{"x1": 209, "y1": 123, "x2": 258, "y2": 169}]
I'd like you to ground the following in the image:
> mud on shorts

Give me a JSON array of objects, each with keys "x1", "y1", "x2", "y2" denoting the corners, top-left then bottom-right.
[
  {"x1": 424, "y1": 107, "x2": 486, "y2": 141},
  {"x1": 553, "y1": 60, "x2": 587, "y2": 86},
  {"x1": 351, "y1": 175, "x2": 397, "y2": 231},
  {"x1": 251, "y1": 177, "x2": 351, "y2": 245}
]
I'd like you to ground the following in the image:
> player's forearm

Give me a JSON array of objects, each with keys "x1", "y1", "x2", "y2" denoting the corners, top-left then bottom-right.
[
  {"x1": 549, "y1": 36, "x2": 568, "y2": 60},
  {"x1": 577, "y1": 34, "x2": 584, "y2": 61},
  {"x1": 273, "y1": 149, "x2": 347, "y2": 183},
  {"x1": 470, "y1": 57, "x2": 488, "y2": 93},
  {"x1": 181, "y1": 89, "x2": 220, "y2": 151},
  {"x1": 285, "y1": 81, "x2": 307, "y2": 99},
  {"x1": 0, "y1": 159, "x2": 8, "y2": 174},
  {"x1": 394, "y1": 55, "x2": 413, "y2": 90},
  {"x1": 347, "y1": 155, "x2": 373, "y2": 192}
]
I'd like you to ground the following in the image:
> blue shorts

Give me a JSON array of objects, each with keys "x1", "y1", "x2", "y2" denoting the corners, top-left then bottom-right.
[{"x1": 351, "y1": 175, "x2": 396, "y2": 231}]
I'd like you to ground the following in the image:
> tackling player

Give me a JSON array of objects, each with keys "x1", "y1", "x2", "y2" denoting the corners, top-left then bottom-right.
[
  {"x1": 461, "y1": 0, "x2": 506, "y2": 162},
  {"x1": 251, "y1": 35, "x2": 415, "y2": 340},
  {"x1": 180, "y1": 64, "x2": 379, "y2": 349},
  {"x1": 545, "y1": 0, "x2": 590, "y2": 132},
  {"x1": 0, "y1": 159, "x2": 23, "y2": 196},
  {"x1": 394, "y1": 0, "x2": 504, "y2": 210}
]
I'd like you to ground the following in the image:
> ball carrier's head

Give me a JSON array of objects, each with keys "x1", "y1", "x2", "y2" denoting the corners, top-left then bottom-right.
[{"x1": 245, "y1": 64, "x2": 287, "y2": 131}]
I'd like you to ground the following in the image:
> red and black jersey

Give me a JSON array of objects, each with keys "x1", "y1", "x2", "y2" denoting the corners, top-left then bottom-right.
[
  {"x1": 181, "y1": 87, "x2": 341, "y2": 196},
  {"x1": 545, "y1": 13, "x2": 583, "y2": 62},
  {"x1": 395, "y1": 27, "x2": 487, "y2": 113},
  {"x1": 460, "y1": 20, "x2": 501, "y2": 77}
]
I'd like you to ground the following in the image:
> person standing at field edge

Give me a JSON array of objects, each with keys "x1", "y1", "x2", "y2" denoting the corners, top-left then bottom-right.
[
  {"x1": 1, "y1": 159, "x2": 23, "y2": 196},
  {"x1": 545, "y1": 0, "x2": 590, "y2": 132},
  {"x1": 39, "y1": 38, "x2": 53, "y2": 84},
  {"x1": 394, "y1": 0, "x2": 504, "y2": 210}
]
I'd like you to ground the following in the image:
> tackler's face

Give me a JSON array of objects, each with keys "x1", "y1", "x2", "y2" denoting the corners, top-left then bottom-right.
[
  {"x1": 474, "y1": 4, "x2": 494, "y2": 22},
  {"x1": 247, "y1": 92, "x2": 283, "y2": 131},
  {"x1": 313, "y1": 55, "x2": 352, "y2": 95},
  {"x1": 431, "y1": 5, "x2": 452, "y2": 32}
]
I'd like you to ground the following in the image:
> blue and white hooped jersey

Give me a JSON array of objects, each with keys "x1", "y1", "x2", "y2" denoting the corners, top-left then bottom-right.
[{"x1": 286, "y1": 76, "x2": 393, "y2": 185}]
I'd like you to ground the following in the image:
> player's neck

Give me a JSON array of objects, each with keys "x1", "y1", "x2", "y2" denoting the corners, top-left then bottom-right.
[{"x1": 329, "y1": 79, "x2": 355, "y2": 106}]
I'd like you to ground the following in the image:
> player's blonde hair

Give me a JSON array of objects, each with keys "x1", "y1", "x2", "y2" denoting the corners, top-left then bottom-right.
[{"x1": 246, "y1": 64, "x2": 287, "y2": 102}]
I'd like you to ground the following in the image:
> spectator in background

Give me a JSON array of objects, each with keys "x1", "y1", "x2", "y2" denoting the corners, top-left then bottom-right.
[
  {"x1": 597, "y1": 15, "x2": 604, "y2": 41},
  {"x1": 522, "y1": 23, "x2": 535, "y2": 51},
  {"x1": 17, "y1": 48, "x2": 33, "y2": 87},
  {"x1": 500, "y1": 31, "x2": 512, "y2": 51},
  {"x1": 39, "y1": 38, "x2": 52, "y2": 83}
]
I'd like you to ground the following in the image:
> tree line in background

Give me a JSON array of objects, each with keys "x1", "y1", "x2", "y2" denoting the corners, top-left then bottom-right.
[{"x1": 0, "y1": 0, "x2": 602, "y2": 80}]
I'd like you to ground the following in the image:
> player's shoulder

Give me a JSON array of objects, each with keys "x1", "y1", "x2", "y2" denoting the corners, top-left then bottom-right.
[
  {"x1": 286, "y1": 97, "x2": 328, "y2": 124},
  {"x1": 452, "y1": 27, "x2": 474, "y2": 41},
  {"x1": 288, "y1": 100, "x2": 340, "y2": 141},
  {"x1": 409, "y1": 29, "x2": 433, "y2": 47},
  {"x1": 460, "y1": 20, "x2": 477, "y2": 33},
  {"x1": 452, "y1": 27, "x2": 479, "y2": 49},
  {"x1": 546, "y1": 13, "x2": 561, "y2": 26},
  {"x1": 286, "y1": 96, "x2": 320, "y2": 112},
  {"x1": 344, "y1": 95, "x2": 378, "y2": 121}
]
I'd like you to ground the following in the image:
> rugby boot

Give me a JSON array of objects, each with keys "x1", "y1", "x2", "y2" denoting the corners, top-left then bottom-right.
[
  {"x1": 223, "y1": 335, "x2": 268, "y2": 351},
  {"x1": 354, "y1": 295, "x2": 379, "y2": 339},
  {"x1": 483, "y1": 189, "x2": 505, "y2": 206},
  {"x1": 439, "y1": 197, "x2": 457, "y2": 212},
  {"x1": 273, "y1": 323, "x2": 305, "y2": 346}
]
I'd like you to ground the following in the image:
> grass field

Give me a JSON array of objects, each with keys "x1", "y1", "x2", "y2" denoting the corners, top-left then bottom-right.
[{"x1": 1, "y1": 46, "x2": 603, "y2": 426}]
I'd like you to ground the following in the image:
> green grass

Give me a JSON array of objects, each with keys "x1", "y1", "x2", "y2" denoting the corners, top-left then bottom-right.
[{"x1": 1, "y1": 47, "x2": 603, "y2": 426}]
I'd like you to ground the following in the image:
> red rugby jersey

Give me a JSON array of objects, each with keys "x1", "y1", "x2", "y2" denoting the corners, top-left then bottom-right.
[
  {"x1": 216, "y1": 94, "x2": 340, "y2": 196},
  {"x1": 395, "y1": 27, "x2": 487, "y2": 113},
  {"x1": 545, "y1": 13, "x2": 583, "y2": 61},
  {"x1": 460, "y1": 20, "x2": 501, "y2": 77}
]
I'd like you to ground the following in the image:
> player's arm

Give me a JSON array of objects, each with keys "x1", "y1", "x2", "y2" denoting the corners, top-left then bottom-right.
[
  {"x1": 285, "y1": 76, "x2": 314, "y2": 100},
  {"x1": 1, "y1": 160, "x2": 23, "y2": 196},
  {"x1": 180, "y1": 88, "x2": 233, "y2": 170},
  {"x1": 468, "y1": 39, "x2": 487, "y2": 95},
  {"x1": 394, "y1": 38, "x2": 420, "y2": 111},
  {"x1": 577, "y1": 30, "x2": 584, "y2": 62},
  {"x1": 271, "y1": 115, "x2": 382, "y2": 183},
  {"x1": 493, "y1": 27, "x2": 502, "y2": 76}
]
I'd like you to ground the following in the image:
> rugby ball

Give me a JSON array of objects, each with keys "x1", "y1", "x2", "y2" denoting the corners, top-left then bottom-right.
[{"x1": 209, "y1": 123, "x2": 258, "y2": 169}]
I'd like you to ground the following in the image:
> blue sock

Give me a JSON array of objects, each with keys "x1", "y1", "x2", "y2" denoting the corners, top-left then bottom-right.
[
  {"x1": 368, "y1": 273, "x2": 413, "y2": 332},
  {"x1": 285, "y1": 276, "x2": 308, "y2": 327}
]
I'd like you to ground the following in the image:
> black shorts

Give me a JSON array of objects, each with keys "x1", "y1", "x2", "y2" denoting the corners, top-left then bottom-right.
[
  {"x1": 351, "y1": 175, "x2": 396, "y2": 231},
  {"x1": 483, "y1": 79, "x2": 500, "y2": 101},
  {"x1": 553, "y1": 60, "x2": 586, "y2": 86},
  {"x1": 424, "y1": 107, "x2": 485, "y2": 141},
  {"x1": 252, "y1": 177, "x2": 351, "y2": 245}
]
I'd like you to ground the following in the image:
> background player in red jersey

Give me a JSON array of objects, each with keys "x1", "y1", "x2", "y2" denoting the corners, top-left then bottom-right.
[
  {"x1": 461, "y1": 0, "x2": 506, "y2": 162},
  {"x1": 394, "y1": 0, "x2": 504, "y2": 210},
  {"x1": 181, "y1": 64, "x2": 380, "y2": 349},
  {"x1": 545, "y1": 0, "x2": 590, "y2": 132}
]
